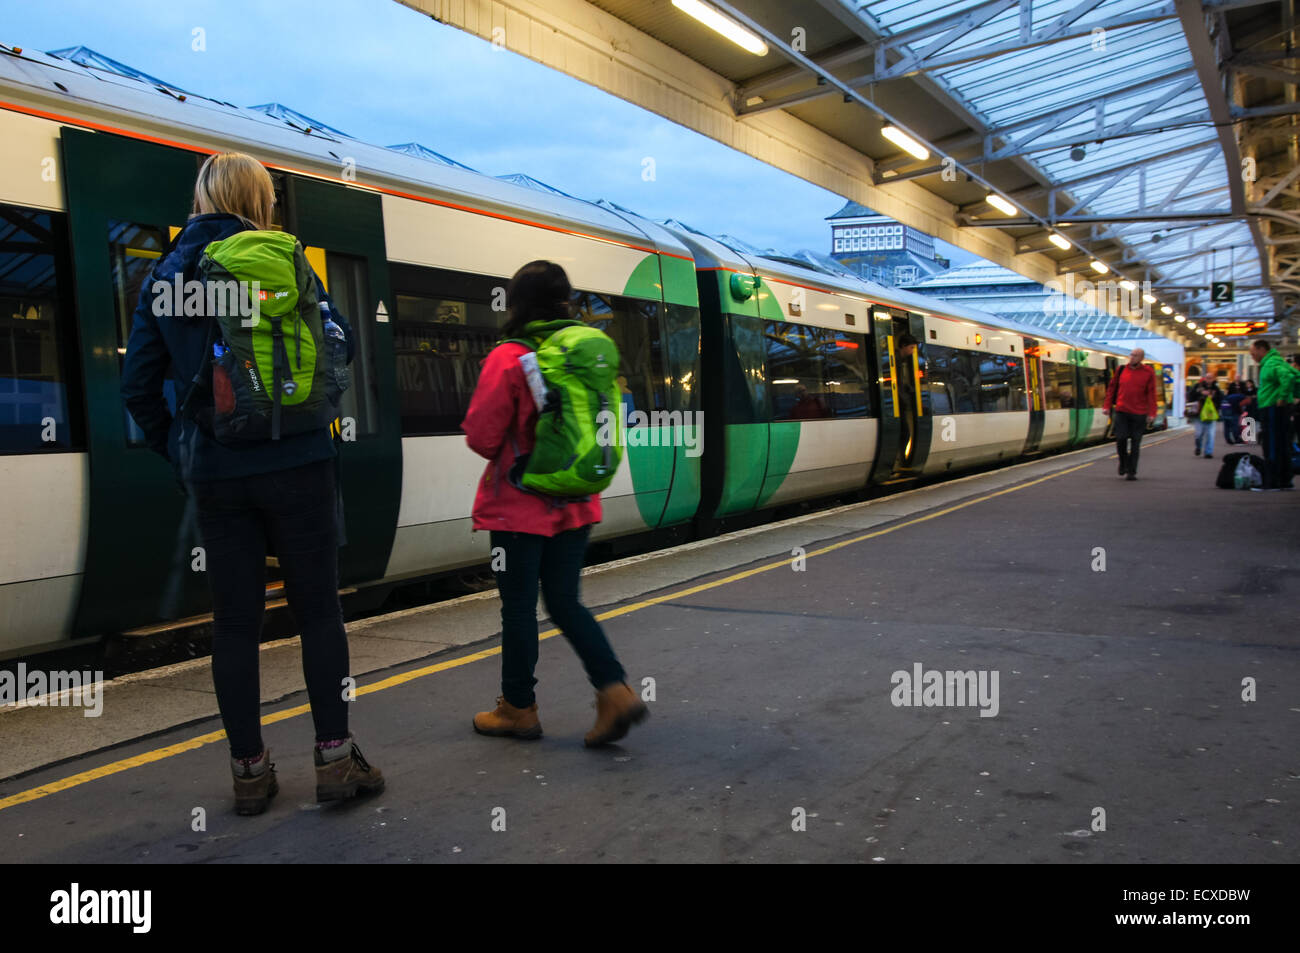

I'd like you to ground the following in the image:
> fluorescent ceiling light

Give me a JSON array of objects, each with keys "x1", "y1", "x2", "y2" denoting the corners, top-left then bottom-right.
[
  {"x1": 672, "y1": 0, "x2": 768, "y2": 55},
  {"x1": 1197, "y1": 328, "x2": 1206, "y2": 336},
  {"x1": 1174, "y1": 315, "x2": 1186, "y2": 323},
  {"x1": 1218, "y1": 342, "x2": 1226, "y2": 348},
  {"x1": 986, "y1": 194, "x2": 1017, "y2": 216},
  {"x1": 1119, "y1": 279, "x2": 1137, "y2": 291},
  {"x1": 1160, "y1": 305, "x2": 1172, "y2": 315},
  {"x1": 1049, "y1": 233, "x2": 1070, "y2": 250},
  {"x1": 1142, "y1": 293, "x2": 1157, "y2": 304},
  {"x1": 1187, "y1": 322, "x2": 1197, "y2": 330},
  {"x1": 881, "y1": 125, "x2": 929, "y2": 160},
  {"x1": 1089, "y1": 259, "x2": 1109, "y2": 274}
]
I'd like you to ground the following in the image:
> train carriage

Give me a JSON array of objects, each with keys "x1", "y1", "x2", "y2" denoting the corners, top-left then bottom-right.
[{"x1": 0, "y1": 46, "x2": 1144, "y2": 659}]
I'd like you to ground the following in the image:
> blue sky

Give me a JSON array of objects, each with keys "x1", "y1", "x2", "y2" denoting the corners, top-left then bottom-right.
[{"x1": 3, "y1": 0, "x2": 974, "y2": 263}]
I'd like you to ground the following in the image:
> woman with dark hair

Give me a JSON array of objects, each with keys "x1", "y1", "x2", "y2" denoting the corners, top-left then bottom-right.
[{"x1": 461, "y1": 260, "x2": 648, "y2": 746}]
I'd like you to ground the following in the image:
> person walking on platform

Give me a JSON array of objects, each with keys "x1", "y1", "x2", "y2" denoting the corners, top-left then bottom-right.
[
  {"x1": 1221, "y1": 381, "x2": 1246, "y2": 446},
  {"x1": 1102, "y1": 347, "x2": 1157, "y2": 481},
  {"x1": 121, "y1": 152, "x2": 383, "y2": 816},
  {"x1": 1188, "y1": 374, "x2": 1222, "y2": 459},
  {"x1": 1248, "y1": 338, "x2": 1300, "y2": 491},
  {"x1": 462, "y1": 260, "x2": 648, "y2": 747}
]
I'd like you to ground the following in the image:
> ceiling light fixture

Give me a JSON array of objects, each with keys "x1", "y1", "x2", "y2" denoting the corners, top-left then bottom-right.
[
  {"x1": 671, "y1": 0, "x2": 768, "y2": 55},
  {"x1": 881, "y1": 125, "x2": 930, "y2": 161},
  {"x1": 1049, "y1": 233, "x2": 1070, "y2": 250},
  {"x1": 986, "y1": 194, "x2": 1017, "y2": 216}
]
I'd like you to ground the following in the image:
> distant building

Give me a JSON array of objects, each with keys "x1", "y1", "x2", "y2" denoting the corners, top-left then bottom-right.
[{"x1": 826, "y1": 201, "x2": 948, "y2": 286}]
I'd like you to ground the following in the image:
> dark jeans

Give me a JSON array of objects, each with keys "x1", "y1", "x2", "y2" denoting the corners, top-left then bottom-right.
[
  {"x1": 490, "y1": 526, "x2": 625, "y2": 708},
  {"x1": 193, "y1": 459, "x2": 349, "y2": 758},
  {"x1": 1112, "y1": 411, "x2": 1146, "y2": 474},
  {"x1": 1258, "y1": 405, "x2": 1296, "y2": 489}
]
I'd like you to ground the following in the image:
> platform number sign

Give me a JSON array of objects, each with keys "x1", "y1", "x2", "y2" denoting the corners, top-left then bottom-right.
[{"x1": 1211, "y1": 281, "x2": 1234, "y2": 304}]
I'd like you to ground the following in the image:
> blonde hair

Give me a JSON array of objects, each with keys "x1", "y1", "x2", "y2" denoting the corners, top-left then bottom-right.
[{"x1": 193, "y1": 152, "x2": 275, "y2": 229}]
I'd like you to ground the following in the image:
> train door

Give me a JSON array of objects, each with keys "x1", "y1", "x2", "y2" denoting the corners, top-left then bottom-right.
[
  {"x1": 868, "y1": 309, "x2": 931, "y2": 484},
  {"x1": 62, "y1": 129, "x2": 207, "y2": 636},
  {"x1": 1102, "y1": 356, "x2": 1119, "y2": 439},
  {"x1": 1022, "y1": 337, "x2": 1046, "y2": 454},
  {"x1": 281, "y1": 175, "x2": 401, "y2": 588}
]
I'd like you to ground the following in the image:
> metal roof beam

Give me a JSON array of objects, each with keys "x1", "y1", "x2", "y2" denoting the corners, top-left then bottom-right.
[{"x1": 739, "y1": 1, "x2": 1178, "y2": 113}]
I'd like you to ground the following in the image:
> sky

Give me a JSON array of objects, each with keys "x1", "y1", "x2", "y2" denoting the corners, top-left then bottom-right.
[{"x1": 1, "y1": 0, "x2": 976, "y2": 264}]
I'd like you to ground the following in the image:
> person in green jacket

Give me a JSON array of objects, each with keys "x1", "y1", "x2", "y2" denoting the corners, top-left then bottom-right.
[{"x1": 1248, "y1": 339, "x2": 1300, "y2": 490}]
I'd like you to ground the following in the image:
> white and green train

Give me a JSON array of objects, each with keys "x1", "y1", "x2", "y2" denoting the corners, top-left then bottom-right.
[{"x1": 0, "y1": 47, "x2": 1171, "y2": 658}]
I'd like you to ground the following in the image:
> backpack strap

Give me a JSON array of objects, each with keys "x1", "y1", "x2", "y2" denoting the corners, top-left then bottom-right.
[
  {"x1": 270, "y1": 313, "x2": 285, "y2": 440},
  {"x1": 176, "y1": 318, "x2": 218, "y2": 423}
]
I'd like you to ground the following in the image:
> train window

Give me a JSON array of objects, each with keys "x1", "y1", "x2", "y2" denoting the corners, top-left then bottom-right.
[
  {"x1": 324, "y1": 252, "x2": 380, "y2": 437},
  {"x1": 109, "y1": 220, "x2": 170, "y2": 447},
  {"x1": 0, "y1": 205, "x2": 83, "y2": 453},
  {"x1": 926, "y1": 344, "x2": 980, "y2": 414},
  {"x1": 725, "y1": 314, "x2": 770, "y2": 423},
  {"x1": 663, "y1": 302, "x2": 701, "y2": 414},
  {"x1": 572, "y1": 293, "x2": 666, "y2": 422},
  {"x1": 1044, "y1": 361, "x2": 1075, "y2": 409},
  {"x1": 1079, "y1": 366, "x2": 1107, "y2": 408},
  {"x1": 977, "y1": 354, "x2": 1027, "y2": 413},
  {"x1": 391, "y1": 265, "x2": 504, "y2": 436},
  {"x1": 765, "y1": 321, "x2": 869, "y2": 420}
]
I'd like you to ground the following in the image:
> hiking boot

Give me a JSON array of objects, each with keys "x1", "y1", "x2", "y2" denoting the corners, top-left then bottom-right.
[
  {"x1": 314, "y1": 737, "x2": 385, "y2": 802},
  {"x1": 231, "y1": 748, "x2": 278, "y2": 816},
  {"x1": 584, "y1": 682, "x2": 649, "y2": 748},
  {"x1": 473, "y1": 696, "x2": 542, "y2": 739}
]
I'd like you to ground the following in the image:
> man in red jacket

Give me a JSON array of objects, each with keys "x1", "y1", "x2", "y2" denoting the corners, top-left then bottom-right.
[{"x1": 1102, "y1": 347, "x2": 1158, "y2": 481}]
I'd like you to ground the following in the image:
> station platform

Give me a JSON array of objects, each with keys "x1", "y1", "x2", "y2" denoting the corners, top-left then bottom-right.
[{"x1": 2, "y1": 428, "x2": 1296, "y2": 863}]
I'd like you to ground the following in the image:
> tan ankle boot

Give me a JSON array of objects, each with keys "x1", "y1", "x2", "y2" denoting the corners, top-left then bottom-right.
[
  {"x1": 231, "y1": 748, "x2": 278, "y2": 816},
  {"x1": 584, "y1": 682, "x2": 649, "y2": 747},
  {"x1": 473, "y1": 696, "x2": 542, "y2": 739},
  {"x1": 314, "y1": 738, "x2": 385, "y2": 802}
]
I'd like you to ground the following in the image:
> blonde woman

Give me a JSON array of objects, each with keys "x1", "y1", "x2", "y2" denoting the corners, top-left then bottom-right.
[{"x1": 121, "y1": 153, "x2": 383, "y2": 815}]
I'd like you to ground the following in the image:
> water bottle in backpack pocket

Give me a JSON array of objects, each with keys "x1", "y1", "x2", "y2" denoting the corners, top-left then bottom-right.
[{"x1": 321, "y1": 303, "x2": 350, "y2": 406}]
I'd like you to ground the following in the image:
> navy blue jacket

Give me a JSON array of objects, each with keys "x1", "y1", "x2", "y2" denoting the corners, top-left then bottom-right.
[{"x1": 120, "y1": 213, "x2": 354, "y2": 484}]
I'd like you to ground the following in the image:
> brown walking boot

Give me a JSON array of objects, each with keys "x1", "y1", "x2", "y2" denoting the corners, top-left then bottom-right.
[
  {"x1": 473, "y1": 696, "x2": 542, "y2": 739},
  {"x1": 231, "y1": 748, "x2": 278, "y2": 816},
  {"x1": 314, "y1": 737, "x2": 385, "y2": 802},
  {"x1": 584, "y1": 682, "x2": 649, "y2": 747}
]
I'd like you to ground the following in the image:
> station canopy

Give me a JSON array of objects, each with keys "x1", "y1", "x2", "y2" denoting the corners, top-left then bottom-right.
[{"x1": 403, "y1": 0, "x2": 1300, "y2": 344}]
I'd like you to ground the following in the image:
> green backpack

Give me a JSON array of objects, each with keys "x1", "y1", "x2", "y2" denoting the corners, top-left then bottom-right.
[
  {"x1": 507, "y1": 318, "x2": 624, "y2": 497},
  {"x1": 196, "y1": 230, "x2": 348, "y2": 442}
]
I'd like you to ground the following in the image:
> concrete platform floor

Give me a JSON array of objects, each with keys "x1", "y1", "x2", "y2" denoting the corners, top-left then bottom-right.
[{"x1": 2, "y1": 428, "x2": 1296, "y2": 863}]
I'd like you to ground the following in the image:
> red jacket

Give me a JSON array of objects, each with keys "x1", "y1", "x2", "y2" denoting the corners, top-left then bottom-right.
[
  {"x1": 1103, "y1": 362, "x2": 1157, "y2": 418},
  {"x1": 461, "y1": 341, "x2": 602, "y2": 536}
]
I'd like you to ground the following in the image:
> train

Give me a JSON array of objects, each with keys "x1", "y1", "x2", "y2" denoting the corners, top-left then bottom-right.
[{"x1": 0, "y1": 46, "x2": 1171, "y2": 659}]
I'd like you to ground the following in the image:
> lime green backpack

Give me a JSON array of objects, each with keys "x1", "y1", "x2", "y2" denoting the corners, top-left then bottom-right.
[
  {"x1": 196, "y1": 230, "x2": 347, "y2": 442},
  {"x1": 507, "y1": 318, "x2": 624, "y2": 497}
]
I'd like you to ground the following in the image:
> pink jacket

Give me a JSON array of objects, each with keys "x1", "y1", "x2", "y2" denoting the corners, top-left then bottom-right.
[{"x1": 461, "y1": 341, "x2": 602, "y2": 536}]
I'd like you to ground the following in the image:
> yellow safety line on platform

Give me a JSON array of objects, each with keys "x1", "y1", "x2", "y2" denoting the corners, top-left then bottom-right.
[{"x1": 0, "y1": 437, "x2": 1181, "y2": 813}]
